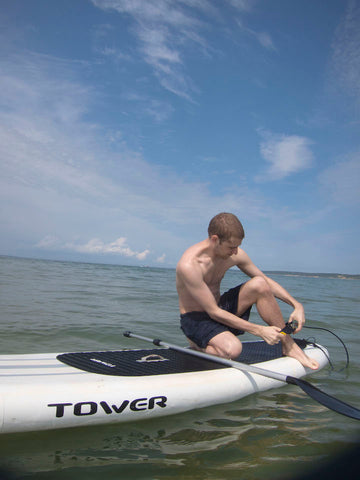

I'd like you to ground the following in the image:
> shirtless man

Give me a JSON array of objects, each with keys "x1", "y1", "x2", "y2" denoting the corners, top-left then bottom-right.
[{"x1": 176, "y1": 212, "x2": 319, "y2": 370}]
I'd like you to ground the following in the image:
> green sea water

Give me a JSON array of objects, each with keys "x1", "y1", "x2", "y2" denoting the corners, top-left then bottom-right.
[{"x1": 0, "y1": 256, "x2": 359, "y2": 479}]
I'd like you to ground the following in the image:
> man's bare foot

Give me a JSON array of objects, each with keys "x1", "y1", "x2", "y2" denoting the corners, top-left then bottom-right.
[{"x1": 281, "y1": 336, "x2": 319, "y2": 370}]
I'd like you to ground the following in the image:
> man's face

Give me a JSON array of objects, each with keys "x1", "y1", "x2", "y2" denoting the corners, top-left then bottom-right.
[{"x1": 215, "y1": 236, "x2": 242, "y2": 259}]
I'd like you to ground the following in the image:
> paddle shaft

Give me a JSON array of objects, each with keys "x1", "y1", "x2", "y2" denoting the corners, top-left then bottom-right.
[{"x1": 124, "y1": 331, "x2": 360, "y2": 420}]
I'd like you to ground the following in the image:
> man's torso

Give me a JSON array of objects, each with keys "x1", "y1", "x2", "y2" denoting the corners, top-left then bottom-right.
[{"x1": 176, "y1": 240, "x2": 241, "y2": 313}]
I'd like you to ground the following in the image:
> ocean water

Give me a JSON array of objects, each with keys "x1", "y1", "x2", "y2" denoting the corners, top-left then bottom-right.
[{"x1": 0, "y1": 255, "x2": 359, "y2": 479}]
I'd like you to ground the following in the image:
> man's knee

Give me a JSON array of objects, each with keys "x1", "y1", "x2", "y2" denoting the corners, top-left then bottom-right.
[
  {"x1": 226, "y1": 343, "x2": 242, "y2": 360},
  {"x1": 246, "y1": 276, "x2": 271, "y2": 296},
  {"x1": 207, "y1": 333, "x2": 242, "y2": 360}
]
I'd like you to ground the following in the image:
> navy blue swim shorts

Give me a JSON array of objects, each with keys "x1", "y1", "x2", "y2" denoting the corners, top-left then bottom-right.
[{"x1": 180, "y1": 284, "x2": 251, "y2": 349}]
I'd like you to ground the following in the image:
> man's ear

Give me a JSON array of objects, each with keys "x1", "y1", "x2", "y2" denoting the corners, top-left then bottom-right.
[{"x1": 210, "y1": 235, "x2": 220, "y2": 246}]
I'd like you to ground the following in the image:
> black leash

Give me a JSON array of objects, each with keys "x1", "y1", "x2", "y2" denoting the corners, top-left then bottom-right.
[
  {"x1": 283, "y1": 321, "x2": 350, "y2": 371},
  {"x1": 302, "y1": 325, "x2": 350, "y2": 371}
]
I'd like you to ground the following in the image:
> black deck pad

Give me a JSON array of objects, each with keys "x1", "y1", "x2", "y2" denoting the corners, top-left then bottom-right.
[{"x1": 57, "y1": 339, "x2": 307, "y2": 377}]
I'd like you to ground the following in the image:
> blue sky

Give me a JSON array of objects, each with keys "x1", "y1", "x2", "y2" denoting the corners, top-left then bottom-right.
[{"x1": 1, "y1": 0, "x2": 359, "y2": 273}]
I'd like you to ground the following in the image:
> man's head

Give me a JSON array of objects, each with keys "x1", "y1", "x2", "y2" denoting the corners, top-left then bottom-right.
[{"x1": 208, "y1": 213, "x2": 245, "y2": 243}]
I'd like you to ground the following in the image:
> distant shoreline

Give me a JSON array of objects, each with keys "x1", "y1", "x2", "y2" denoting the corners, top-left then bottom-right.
[{"x1": 264, "y1": 271, "x2": 360, "y2": 281}]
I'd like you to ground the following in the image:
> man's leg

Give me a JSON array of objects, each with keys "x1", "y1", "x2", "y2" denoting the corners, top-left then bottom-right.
[
  {"x1": 236, "y1": 276, "x2": 283, "y2": 326},
  {"x1": 236, "y1": 277, "x2": 319, "y2": 369},
  {"x1": 190, "y1": 278, "x2": 276, "y2": 360}
]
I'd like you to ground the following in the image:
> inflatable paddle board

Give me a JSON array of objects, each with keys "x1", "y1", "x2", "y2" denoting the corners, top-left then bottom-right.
[{"x1": 0, "y1": 340, "x2": 328, "y2": 434}]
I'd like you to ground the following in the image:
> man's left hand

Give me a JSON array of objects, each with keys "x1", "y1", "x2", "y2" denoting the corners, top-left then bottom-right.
[{"x1": 289, "y1": 303, "x2": 305, "y2": 333}]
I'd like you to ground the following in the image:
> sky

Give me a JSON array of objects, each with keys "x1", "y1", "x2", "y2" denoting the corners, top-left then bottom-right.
[{"x1": 0, "y1": 0, "x2": 359, "y2": 273}]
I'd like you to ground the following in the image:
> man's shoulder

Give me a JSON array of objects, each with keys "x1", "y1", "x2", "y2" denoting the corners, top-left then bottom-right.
[
  {"x1": 176, "y1": 253, "x2": 199, "y2": 275},
  {"x1": 176, "y1": 242, "x2": 209, "y2": 279},
  {"x1": 223, "y1": 248, "x2": 250, "y2": 272},
  {"x1": 177, "y1": 240, "x2": 206, "y2": 264},
  {"x1": 233, "y1": 247, "x2": 249, "y2": 261}
]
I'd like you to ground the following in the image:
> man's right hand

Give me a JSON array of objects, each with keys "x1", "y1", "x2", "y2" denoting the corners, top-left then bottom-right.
[{"x1": 258, "y1": 325, "x2": 283, "y2": 345}]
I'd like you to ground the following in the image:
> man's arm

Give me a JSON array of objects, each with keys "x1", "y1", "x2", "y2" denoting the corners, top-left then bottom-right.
[{"x1": 235, "y1": 249, "x2": 305, "y2": 332}]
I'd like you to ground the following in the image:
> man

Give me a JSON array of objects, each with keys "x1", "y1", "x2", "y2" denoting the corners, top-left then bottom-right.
[{"x1": 176, "y1": 212, "x2": 319, "y2": 369}]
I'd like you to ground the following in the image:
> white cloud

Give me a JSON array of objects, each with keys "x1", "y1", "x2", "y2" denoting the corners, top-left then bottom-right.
[
  {"x1": 91, "y1": 0, "x2": 210, "y2": 100},
  {"x1": 36, "y1": 236, "x2": 150, "y2": 260},
  {"x1": 226, "y1": 0, "x2": 253, "y2": 11},
  {"x1": 256, "y1": 131, "x2": 314, "y2": 181},
  {"x1": 69, "y1": 237, "x2": 151, "y2": 260},
  {"x1": 156, "y1": 253, "x2": 166, "y2": 263},
  {"x1": 236, "y1": 19, "x2": 276, "y2": 51},
  {"x1": 90, "y1": 0, "x2": 274, "y2": 100},
  {"x1": 36, "y1": 235, "x2": 59, "y2": 249},
  {"x1": 255, "y1": 31, "x2": 275, "y2": 51}
]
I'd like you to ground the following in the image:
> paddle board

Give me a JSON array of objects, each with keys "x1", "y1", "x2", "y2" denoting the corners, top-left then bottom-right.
[{"x1": 0, "y1": 340, "x2": 328, "y2": 434}]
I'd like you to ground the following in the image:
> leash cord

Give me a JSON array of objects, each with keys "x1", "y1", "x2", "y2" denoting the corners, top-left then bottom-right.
[{"x1": 302, "y1": 325, "x2": 350, "y2": 370}]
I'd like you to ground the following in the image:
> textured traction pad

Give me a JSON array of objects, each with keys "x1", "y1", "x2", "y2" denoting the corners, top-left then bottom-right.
[{"x1": 57, "y1": 340, "x2": 306, "y2": 377}]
